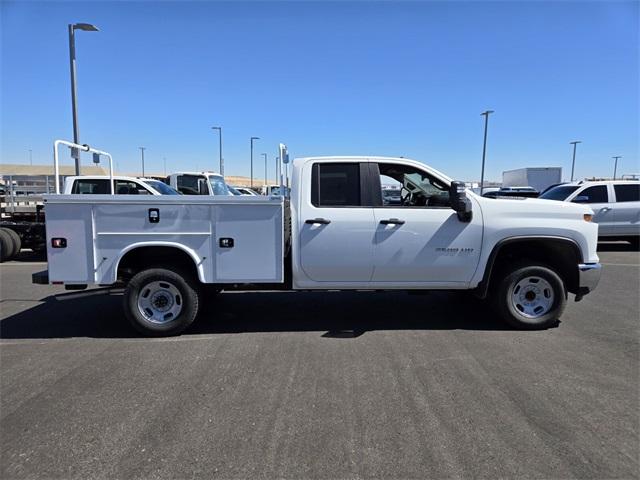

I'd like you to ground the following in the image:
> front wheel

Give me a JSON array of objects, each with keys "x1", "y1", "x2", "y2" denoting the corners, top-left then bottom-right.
[
  {"x1": 492, "y1": 262, "x2": 567, "y2": 330},
  {"x1": 124, "y1": 268, "x2": 200, "y2": 336}
]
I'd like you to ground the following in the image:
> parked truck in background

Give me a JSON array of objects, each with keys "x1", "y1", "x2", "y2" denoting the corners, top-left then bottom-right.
[
  {"x1": 166, "y1": 172, "x2": 231, "y2": 196},
  {"x1": 34, "y1": 152, "x2": 602, "y2": 336}
]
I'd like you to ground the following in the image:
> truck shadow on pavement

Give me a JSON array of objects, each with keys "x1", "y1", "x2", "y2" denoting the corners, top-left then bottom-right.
[{"x1": 0, "y1": 290, "x2": 520, "y2": 340}]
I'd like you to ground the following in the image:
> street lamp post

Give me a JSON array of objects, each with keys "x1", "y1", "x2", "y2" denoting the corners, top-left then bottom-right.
[
  {"x1": 612, "y1": 156, "x2": 622, "y2": 180},
  {"x1": 570, "y1": 141, "x2": 582, "y2": 182},
  {"x1": 262, "y1": 153, "x2": 268, "y2": 188},
  {"x1": 29, "y1": 149, "x2": 33, "y2": 166},
  {"x1": 212, "y1": 127, "x2": 223, "y2": 175},
  {"x1": 250, "y1": 137, "x2": 259, "y2": 188},
  {"x1": 479, "y1": 110, "x2": 494, "y2": 195},
  {"x1": 68, "y1": 23, "x2": 99, "y2": 175},
  {"x1": 163, "y1": 156, "x2": 167, "y2": 176},
  {"x1": 139, "y1": 147, "x2": 146, "y2": 177}
]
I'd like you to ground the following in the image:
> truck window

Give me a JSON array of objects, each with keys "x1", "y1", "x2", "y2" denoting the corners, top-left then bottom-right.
[
  {"x1": 72, "y1": 179, "x2": 109, "y2": 194},
  {"x1": 377, "y1": 163, "x2": 450, "y2": 208},
  {"x1": 209, "y1": 176, "x2": 230, "y2": 195},
  {"x1": 573, "y1": 185, "x2": 608, "y2": 203},
  {"x1": 614, "y1": 184, "x2": 640, "y2": 202},
  {"x1": 115, "y1": 180, "x2": 150, "y2": 195},
  {"x1": 176, "y1": 175, "x2": 205, "y2": 195},
  {"x1": 311, "y1": 163, "x2": 361, "y2": 207}
]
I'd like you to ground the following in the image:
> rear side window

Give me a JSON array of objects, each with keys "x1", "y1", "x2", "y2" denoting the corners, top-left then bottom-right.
[
  {"x1": 72, "y1": 179, "x2": 109, "y2": 194},
  {"x1": 574, "y1": 185, "x2": 608, "y2": 203},
  {"x1": 614, "y1": 184, "x2": 640, "y2": 202},
  {"x1": 311, "y1": 163, "x2": 360, "y2": 207}
]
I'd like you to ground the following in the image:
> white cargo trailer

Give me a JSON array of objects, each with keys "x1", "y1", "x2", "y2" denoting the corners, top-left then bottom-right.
[{"x1": 502, "y1": 167, "x2": 562, "y2": 193}]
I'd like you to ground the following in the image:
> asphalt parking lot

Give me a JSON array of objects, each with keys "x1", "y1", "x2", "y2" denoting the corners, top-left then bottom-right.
[{"x1": 1, "y1": 244, "x2": 638, "y2": 479}]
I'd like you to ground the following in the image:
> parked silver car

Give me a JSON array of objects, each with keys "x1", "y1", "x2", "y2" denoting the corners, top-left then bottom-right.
[{"x1": 540, "y1": 180, "x2": 640, "y2": 247}]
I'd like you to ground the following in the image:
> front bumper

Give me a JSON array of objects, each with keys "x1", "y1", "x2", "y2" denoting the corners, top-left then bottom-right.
[{"x1": 576, "y1": 263, "x2": 602, "y2": 299}]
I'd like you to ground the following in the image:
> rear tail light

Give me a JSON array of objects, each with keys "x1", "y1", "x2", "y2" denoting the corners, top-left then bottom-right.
[{"x1": 51, "y1": 238, "x2": 67, "y2": 248}]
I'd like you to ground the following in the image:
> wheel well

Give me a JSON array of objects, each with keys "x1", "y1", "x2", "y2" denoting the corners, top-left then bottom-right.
[
  {"x1": 481, "y1": 238, "x2": 581, "y2": 296},
  {"x1": 117, "y1": 246, "x2": 200, "y2": 283}
]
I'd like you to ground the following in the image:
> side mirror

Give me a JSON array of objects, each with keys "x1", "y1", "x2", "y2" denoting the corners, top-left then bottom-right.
[
  {"x1": 572, "y1": 195, "x2": 589, "y2": 203},
  {"x1": 449, "y1": 181, "x2": 472, "y2": 222}
]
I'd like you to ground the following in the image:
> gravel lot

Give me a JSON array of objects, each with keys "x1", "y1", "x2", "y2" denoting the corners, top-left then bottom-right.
[{"x1": 1, "y1": 244, "x2": 638, "y2": 479}]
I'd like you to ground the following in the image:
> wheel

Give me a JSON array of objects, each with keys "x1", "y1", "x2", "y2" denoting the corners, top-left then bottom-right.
[
  {"x1": 123, "y1": 268, "x2": 200, "y2": 336},
  {"x1": 4, "y1": 229, "x2": 21, "y2": 257},
  {"x1": 492, "y1": 261, "x2": 567, "y2": 330},
  {"x1": 0, "y1": 229, "x2": 16, "y2": 262}
]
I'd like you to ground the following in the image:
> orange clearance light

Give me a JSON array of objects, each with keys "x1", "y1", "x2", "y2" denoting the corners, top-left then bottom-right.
[{"x1": 583, "y1": 214, "x2": 593, "y2": 222}]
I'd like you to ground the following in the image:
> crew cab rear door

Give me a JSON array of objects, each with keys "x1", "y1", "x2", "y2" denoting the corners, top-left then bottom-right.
[{"x1": 297, "y1": 161, "x2": 376, "y2": 282}]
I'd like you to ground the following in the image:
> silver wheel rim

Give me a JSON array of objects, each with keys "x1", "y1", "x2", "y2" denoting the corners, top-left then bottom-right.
[
  {"x1": 510, "y1": 276, "x2": 555, "y2": 319},
  {"x1": 137, "y1": 280, "x2": 183, "y2": 324}
]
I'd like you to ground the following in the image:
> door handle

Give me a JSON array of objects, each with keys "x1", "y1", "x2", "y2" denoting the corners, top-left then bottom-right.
[
  {"x1": 305, "y1": 218, "x2": 331, "y2": 225},
  {"x1": 380, "y1": 218, "x2": 405, "y2": 225},
  {"x1": 600, "y1": 207, "x2": 612, "y2": 211}
]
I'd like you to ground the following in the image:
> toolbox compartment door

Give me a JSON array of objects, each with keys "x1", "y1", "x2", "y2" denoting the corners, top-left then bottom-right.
[{"x1": 214, "y1": 203, "x2": 283, "y2": 282}]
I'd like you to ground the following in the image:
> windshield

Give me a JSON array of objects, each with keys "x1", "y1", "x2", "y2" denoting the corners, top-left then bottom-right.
[
  {"x1": 539, "y1": 185, "x2": 579, "y2": 201},
  {"x1": 383, "y1": 190, "x2": 401, "y2": 198},
  {"x1": 145, "y1": 180, "x2": 181, "y2": 195},
  {"x1": 209, "y1": 176, "x2": 230, "y2": 195}
]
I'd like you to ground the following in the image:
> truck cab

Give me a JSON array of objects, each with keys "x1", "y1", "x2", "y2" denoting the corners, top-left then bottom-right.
[{"x1": 166, "y1": 172, "x2": 231, "y2": 196}]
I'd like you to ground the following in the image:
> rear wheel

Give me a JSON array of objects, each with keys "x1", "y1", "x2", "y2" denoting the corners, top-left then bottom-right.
[
  {"x1": 4, "y1": 229, "x2": 21, "y2": 257},
  {"x1": 492, "y1": 262, "x2": 567, "y2": 330},
  {"x1": 0, "y1": 229, "x2": 16, "y2": 262},
  {"x1": 123, "y1": 268, "x2": 200, "y2": 336}
]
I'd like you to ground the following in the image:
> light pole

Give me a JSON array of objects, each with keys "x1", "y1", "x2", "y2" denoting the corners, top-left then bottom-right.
[
  {"x1": 212, "y1": 126, "x2": 223, "y2": 175},
  {"x1": 262, "y1": 153, "x2": 268, "y2": 188},
  {"x1": 570, "y1": 141, "x2": 581, "y2": 181},
  {"x1": 139, "y1": 147, "x2": 146, "y2": 177},
  {"x1": 250, "y1": 136, "x2": 259, "y2": 188},
  {"x1": 612, "y1": 156, "x2": 622, "y2": 180},
  {"x1": 68, "y1": 23, "x2": 99, "y2": 175},
  {"x1": 163, "y1": 156, "x2": 167, "y2": 176},
  {"x1": 480, "y1": 110, "x2": 494, "y2": 195},
  {"x1": 29, "y1": 149, "x2": 33, "y2": 166}
]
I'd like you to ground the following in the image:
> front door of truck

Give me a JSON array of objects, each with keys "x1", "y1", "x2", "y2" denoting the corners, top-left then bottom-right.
[
  {"x1": 298, "y1": 162, "x2": 376, "y2": 282},
  {"x1": 370, "y1": 162, "x2": 483, "y2": 284},
  {"x1": 569, "y1": 185, "x2": 614, "y2": 235}
]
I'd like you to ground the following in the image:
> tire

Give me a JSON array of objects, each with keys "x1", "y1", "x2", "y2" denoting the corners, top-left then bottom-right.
[
  {"x1": 123, "y1": 268, "x2": 200, "y2": 336},
  {"x1": 4, "y1": 229, "x2": 21, "y2": 257},
  {"x1": 492, "y1": 261, "x2": 567, "y2": 330},
  {"x1": 0, "y1": 229, "x2": 16, "y2": 262}
]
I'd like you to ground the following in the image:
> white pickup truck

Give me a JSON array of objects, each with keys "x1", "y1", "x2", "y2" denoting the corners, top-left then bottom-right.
[{"x1": 33, "y1": 155, "x2": 602, "y2": 335}]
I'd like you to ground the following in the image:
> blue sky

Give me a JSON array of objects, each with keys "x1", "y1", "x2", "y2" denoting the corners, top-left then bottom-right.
[{"x1": 1, "y1": 0, "x2": 638, "y2": 182}]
